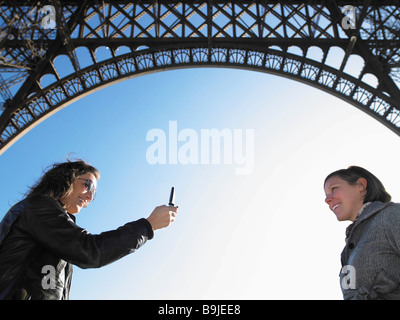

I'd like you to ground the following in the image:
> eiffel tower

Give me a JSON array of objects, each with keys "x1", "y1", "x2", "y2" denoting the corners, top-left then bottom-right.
[{"x1": 0, "y1": 1, "x2": 399, "y2": 155}]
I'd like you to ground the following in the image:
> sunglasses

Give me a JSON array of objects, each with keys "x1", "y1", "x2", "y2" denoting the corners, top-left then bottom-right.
[{"x1": 77, "y1": 178, "x2": 96, "y2": 197}]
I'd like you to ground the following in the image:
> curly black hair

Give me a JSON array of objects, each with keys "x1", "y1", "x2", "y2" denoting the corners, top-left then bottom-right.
[{"x1": 25, "y1": 158, "x2": 100, "y2": 203}]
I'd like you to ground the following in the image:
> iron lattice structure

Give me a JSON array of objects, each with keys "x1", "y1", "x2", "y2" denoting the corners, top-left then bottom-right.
[{"x1": 0, "y1": 1, "x2": 399, "y2": 154}]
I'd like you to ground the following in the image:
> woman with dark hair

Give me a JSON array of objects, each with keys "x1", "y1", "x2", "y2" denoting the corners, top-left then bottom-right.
[
  {"x1": 0, "y1": 159, "x2": 178, "y2": 300},
  {"x1": 324, "y1": 166, "x2": 400, "y2": 299}
]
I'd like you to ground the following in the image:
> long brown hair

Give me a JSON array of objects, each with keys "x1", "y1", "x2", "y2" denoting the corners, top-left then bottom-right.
[{"x1": 26, "y1": 158, "x2": 100, "y2": 202}]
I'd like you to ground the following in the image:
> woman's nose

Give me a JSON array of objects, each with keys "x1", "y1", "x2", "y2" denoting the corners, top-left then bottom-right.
[
  {"x1": 325, "y1": 195, "x2": 332, "y2": 205},
  {"x1": 85, "y1": 190, "x2": 94, "y2": 201}
]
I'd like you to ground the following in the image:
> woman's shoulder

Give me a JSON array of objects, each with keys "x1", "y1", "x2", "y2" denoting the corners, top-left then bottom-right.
[
  {"x1": 378, "y1": 202, "x2": 400, "y2": 225},
  {"x1": 25, "y1": 194, "x2": 64, "y2": 211},
  {"x1": 382, "y1": 202, "x2": 400, "y2": 212}
]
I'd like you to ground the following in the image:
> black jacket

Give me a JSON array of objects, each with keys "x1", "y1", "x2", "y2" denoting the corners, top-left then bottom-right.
[{"x1": 0, "y1": 194, "x2": 154, "y2": 299}]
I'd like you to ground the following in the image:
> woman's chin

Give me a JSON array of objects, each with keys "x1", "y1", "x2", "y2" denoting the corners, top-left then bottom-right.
[{"x1": 67, "y1": 205, "x2": 81, "y2": 214}]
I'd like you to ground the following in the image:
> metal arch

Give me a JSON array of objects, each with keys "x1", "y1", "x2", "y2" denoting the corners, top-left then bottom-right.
[{"x1": 0, "y1": 1, "x2": 400, "y2": 154}]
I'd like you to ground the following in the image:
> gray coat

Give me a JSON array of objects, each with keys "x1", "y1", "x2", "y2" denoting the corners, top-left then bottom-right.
[{"x1": 340, "y1": 201, "x2": 400, "y2": 299}]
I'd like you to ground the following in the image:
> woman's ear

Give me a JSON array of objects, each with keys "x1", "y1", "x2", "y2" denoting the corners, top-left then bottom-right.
[{"x1": 357, "y1": 177, "x2": 368, "y2": 195}]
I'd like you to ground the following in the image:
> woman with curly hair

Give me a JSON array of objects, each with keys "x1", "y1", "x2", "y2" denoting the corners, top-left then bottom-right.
[{"x1": 0, "y1": 159, "x2": 178, "y2": 300}]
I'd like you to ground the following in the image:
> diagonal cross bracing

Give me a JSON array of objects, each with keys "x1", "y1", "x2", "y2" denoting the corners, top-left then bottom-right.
[{"x1": 0, "y1": 0, "x2": 399, "y2": 154}]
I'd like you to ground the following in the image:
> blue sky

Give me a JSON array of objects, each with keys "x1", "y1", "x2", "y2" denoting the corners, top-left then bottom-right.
[{"x1": 1, "y1": 66, "x2": 400, "y2": 299}]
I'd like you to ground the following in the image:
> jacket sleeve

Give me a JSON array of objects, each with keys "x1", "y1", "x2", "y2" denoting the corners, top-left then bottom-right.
[{"x1": 20, "y1": 195, "x2": 154, "y2": 269}]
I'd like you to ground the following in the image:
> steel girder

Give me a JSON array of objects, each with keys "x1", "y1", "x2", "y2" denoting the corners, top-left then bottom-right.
[{"x1": 0, "y1": 1, "x2": 399, "y2": 154}]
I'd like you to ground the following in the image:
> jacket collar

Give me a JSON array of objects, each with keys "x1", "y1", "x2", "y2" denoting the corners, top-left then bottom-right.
[
  {"x1": 344, "y1": 201, "x2": 391, "y2": 243},
  {"x1": 353, "y1": 201, "x2": 391, "y2": 227}
]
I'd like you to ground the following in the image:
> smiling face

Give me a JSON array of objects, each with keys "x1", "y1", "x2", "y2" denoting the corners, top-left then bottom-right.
[
  {"x1": 324, "y1": 175, "x2": 367, "y2": 222},
  {"x1": 60, "y1": 172, "x2": 97, "y2": 214}
]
